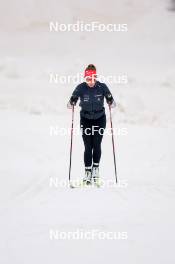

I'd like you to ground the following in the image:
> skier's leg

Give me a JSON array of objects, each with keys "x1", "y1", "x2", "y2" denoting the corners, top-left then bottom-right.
[
  {"x1": 80, "y1": 116, "x2": 93, "y2": 184},
  {"x1": 92, "y1": 115, "x2": 106, "y2": 182},
  {"x1": 81, "y1": 117, "x2": 93, "y2": 167},
  {"x1": 82, "y1": 134, "x2": 93, "y2": 183},
  {"x1": 92, "y1": 114, "x2": 106, "y2": 165},
  {"x1": 83, "y1": 134, "x2": 93, "y2": 168}
]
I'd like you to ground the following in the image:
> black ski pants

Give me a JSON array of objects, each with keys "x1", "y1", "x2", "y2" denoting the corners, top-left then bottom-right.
[{"x1": 80, "y1": 114, "x2": 106, "y2": 167}]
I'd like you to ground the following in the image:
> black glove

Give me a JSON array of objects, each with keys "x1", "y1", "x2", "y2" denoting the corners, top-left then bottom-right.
[
  {"x1": 70, "y1": 95, "x2": 78, "y2": 106},
  {"x1": 106, "y1": 94, "x2": 114, "y2": 105}
]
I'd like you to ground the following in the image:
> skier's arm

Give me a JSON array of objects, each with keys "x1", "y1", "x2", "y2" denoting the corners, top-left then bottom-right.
[
  {"x1": 67, "y1": 85, "x2": 81, "y2": 109},
  {"x1": 103, "y1": 84, "x2": 116, "y2": 108}
]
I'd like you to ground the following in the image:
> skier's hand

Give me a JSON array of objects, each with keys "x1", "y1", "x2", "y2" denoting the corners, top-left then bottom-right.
[
  {"x1": 106, "y1": 93, "x2": 116, "y2": 108},
  {"x1": 67, "y1": 101, "x2": 75, "y2": 109},
  {"x1": 67, "y1": 95, "x2": 78, "y2": 109},
  {"x1": 108, "y1": 100, "x2": 116, "y2": 108}
]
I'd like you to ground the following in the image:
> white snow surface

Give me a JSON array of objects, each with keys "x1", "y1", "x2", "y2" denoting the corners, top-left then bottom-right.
[{"x1": 0, "y1": 0, "x2": 175, "y2": 263}]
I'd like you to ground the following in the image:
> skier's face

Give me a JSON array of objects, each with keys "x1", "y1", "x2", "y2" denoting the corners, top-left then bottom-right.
[{"x1": 85, "y1": 75, "x2": 97, "y2": 87}]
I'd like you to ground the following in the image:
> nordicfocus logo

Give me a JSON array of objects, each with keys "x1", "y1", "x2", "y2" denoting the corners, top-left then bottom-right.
[
  {"x1": 49, "y1": 73, "x2": 128, "y2": 85},
  {"x1": 49, "y1": 125, "x2": 128, "y2": 137},
  {"x1": 49, "y1": 229, "x2": 128, "y2": 240},
  {"x1": 49, "y1": 21, "x2": 128, "y2": 32},
  {"x1": 49, "y1": 177, "x2": 128, "y2": 189}
]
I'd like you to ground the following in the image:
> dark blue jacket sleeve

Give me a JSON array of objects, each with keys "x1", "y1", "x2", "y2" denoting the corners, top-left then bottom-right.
[
  {"x1": 103, "y1": 83, "x2": 115, "y2": 105},
  {"x1": 69, "y1": 85, "x2": 81, "y2": 105}
]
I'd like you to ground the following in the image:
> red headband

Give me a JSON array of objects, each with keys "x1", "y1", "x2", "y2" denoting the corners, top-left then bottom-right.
[{"x1": 84, "y1": 69, "x2": 97, "y2": 78}]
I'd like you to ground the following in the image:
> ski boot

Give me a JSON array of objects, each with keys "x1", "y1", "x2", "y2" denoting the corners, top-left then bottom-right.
[
  {"x1": 83, "y1": 168, "x2": 92, "y2": 185},
  {"x1": 92, "y1": 163, "x2": 101, "y2": 187}
]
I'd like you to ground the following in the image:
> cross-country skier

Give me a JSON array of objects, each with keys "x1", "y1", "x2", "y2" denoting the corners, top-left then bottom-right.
[{"x1": 67, "y1": 64, "x2": 116, "y2": 185}]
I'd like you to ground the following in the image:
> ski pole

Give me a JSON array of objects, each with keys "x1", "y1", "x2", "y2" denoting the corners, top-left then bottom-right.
[
  {"x1": 109, "y1": 105, "x2": 118, "y2": 184},
  {"x1": 69, "y1": 105, "x2": 75, "y2": 186}
]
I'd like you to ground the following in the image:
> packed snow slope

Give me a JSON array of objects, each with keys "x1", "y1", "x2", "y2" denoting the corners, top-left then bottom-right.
[{"x1": 0, "y1": 0, "x2": 175, "y2": 263}]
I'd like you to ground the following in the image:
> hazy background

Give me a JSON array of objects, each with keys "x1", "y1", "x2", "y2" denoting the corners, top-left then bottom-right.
[{"x1": 0, "y1": 1, "x2": 175, "y2": 263}]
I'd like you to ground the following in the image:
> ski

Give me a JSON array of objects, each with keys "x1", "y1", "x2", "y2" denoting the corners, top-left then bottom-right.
[{"x1": 70, "y1": 179, "x2": 103, "y2": 189}]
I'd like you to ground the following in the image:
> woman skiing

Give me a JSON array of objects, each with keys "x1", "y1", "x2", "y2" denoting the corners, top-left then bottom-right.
[{"x1": 67, "y1": 64, "x2": 116, "y2": 185}]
